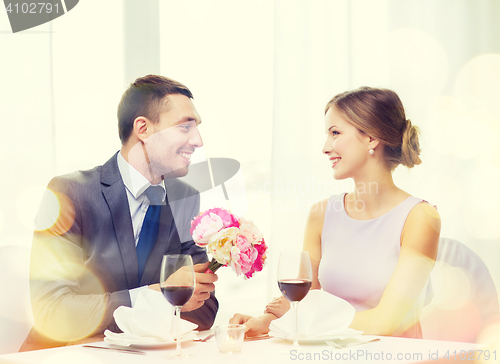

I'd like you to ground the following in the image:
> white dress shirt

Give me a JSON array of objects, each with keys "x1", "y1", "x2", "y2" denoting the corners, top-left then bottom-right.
[{"x1": 116, "y1": 152, "x2": 166, "y2": 305}]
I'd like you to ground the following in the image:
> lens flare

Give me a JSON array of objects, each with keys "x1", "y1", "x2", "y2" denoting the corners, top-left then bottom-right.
[
  {"x1": 444, "y1": 113, "x2": 489, "y2": 160},
  {"x1": 425, "y1": 174, "x2": 461, "y2": 220},
  {"x1": 34, "y1": 189, "x2": 75, "y2": 236},
  {"x1": 427, "y1": 96, "x2": 500, "y2": 159},
  {"x1": 16, "y1": 185, "x2": 47, "y2": 231},
  {"x1": 421, "y1": 261, "x2": 487, "y2": 342},
  {"x1": 431, "y1": 262, "x2": 473, "y2": 310},
  {"x1": 384, "y1": 28, "x2": 448, "y2": 106},
  {"x1": 0, "y1": 246, "x2": 31, "y2": 325},
  {"x1": 476, "y1": 323, "x2": 500, "y2": 348},
  {"x1": 31, "y1": 262, "x2": 106, "y2": 343},
  {"x1": 465, "y1": 166, "x2": 500, "y2": 240},
  {"x1": 421, "y1": 301, "x2": 481, "y2": 342},
  {"x1": 454, "y1": 53, "x2": 500, "y2": 119},
  {"x1": 427, "y1": 109, "x2": 456, "y2": 155}
]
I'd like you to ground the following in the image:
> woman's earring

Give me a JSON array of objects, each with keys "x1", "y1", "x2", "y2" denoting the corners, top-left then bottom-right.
[{"x1": 369, "y1": 148, "x2": 375, "y2": 155}]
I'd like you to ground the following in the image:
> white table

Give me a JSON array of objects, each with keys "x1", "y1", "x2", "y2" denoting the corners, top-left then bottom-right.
[{"x1": 0, "y1": 333, "x2": 493, "y2": 364}]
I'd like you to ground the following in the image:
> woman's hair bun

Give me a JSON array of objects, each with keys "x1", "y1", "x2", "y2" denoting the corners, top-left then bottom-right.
[{"x1": 401, "y1": 119, "x2": 422, "y2": 168}]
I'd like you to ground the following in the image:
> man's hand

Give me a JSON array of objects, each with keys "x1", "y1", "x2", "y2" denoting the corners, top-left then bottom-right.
[
  {"x1": 229, "y1": 313, "x2": 275, "y2": 337},
  {"x1": 182, "y1": 262, "x2": 217, "y2": 312},
  {"x1": 148, "y1": 262, "x2": 217, "y2": 312},
  {"x1": 148, "y1": 283, "x2": 161, "y2": 291}
]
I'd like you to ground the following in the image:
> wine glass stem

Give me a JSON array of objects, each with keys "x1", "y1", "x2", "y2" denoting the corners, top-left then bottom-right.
[
  {"x1": 291, "y1": 301, "x2": 299, "y2": 348},
  {"x1": 175, "y1": 306, "x2": 182, "y2": 354}
]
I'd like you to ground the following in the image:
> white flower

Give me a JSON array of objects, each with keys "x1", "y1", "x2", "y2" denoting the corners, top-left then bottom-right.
[{"x1": 207, "y1": 227, "x2": 239, "y2": 265}]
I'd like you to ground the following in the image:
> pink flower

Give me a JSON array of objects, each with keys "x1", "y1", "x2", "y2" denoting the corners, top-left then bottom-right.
[
  {"x1": 212, "y1": 208, "x2": 240, "y2": 229},
  {"x1": 230, "y1": 234, "x2": 258, "y2": 276},
  {"x1": 244, "y1": 240, "x2": 268, "y2": 279},
  {"x1": 191, "y1": 213, "x2": 224, "y2": 247},
  {"x1": 239, "y1": 217, "x2": 264, "y2": 244},
  {"x1": 190, "y1": 208, "x2": 239, "y2": 247}
]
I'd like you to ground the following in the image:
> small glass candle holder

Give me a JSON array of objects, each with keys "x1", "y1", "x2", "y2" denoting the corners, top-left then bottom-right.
[{"x1": 214, "y1": 324, "x2": 245, "y2": 354}]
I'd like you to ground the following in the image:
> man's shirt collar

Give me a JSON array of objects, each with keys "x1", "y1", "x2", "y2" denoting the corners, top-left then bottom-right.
[{"x1": 117, "y1": 151, "x2": 165, "y2": 202}]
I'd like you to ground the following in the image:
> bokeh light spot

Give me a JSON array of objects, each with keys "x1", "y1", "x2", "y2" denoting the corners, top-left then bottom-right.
[
  {"x1": 475, "y1": 323, "x2": 500, "y2": 348},
  {"x1": 384, "y1": 28, "x2": 448, "y2": 106},
  {"x1": 32, "y1": 263, "x2": 105, "y2": 343},
  {"x1": 425, "y1": 174, "x2": 461, "y2": 220},
  {"x1": 427, "y1": 97, "x2": 499, "y2": 159},
  {"x1": 427, "y1": 109, "x2": 456, "y2": 155},
  {"x1": 16, "y1": 185, "x2": 46, "y2": 231},
  {"x1": 465, "y1": 166, "x2": 500, "y2": 240},
  {"x1": 454, "y1": 53, "x2": 500, "y2": 119},
  {"x1": 33, "y1": 188, "x2": 59, "y2": 231},
  {"x1": 422, "y1": 301, "x2": 481, "y2": 342},
  {"x1": 34, "y1": 189, "x2": 75, "y2": 236},
  {"x1": 445, "y1": 113, "x2": 488, "y2": 160},
  {"x1": 431, "y1": 262, "x2": 473, "y2": 310}
]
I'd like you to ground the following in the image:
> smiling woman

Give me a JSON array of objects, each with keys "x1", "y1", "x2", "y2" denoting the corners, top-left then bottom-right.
[
  {"x1": 313, "y1": 88, "x2": 438, "y2": 337},
  {"x1": 324, "y1": 87, "x2": 422, "y2": 175},
  {"x1": 231, "y1": 86, "x2": 441, "y2": 339}
]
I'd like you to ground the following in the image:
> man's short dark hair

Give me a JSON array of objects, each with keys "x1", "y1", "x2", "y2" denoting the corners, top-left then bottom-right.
[{"x1": 117, "y1": 75, "x2": 193, "y2": 144}]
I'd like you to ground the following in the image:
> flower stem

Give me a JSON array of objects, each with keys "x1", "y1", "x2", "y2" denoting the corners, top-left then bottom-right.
[{"x1": 207, "y1": 259, "x2": 224, "y2": 273}]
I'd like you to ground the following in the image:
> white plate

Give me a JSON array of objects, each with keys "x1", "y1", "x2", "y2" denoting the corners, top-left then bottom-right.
[
  {"x1": 104, "y1": 331, "x2": 198, "y2": 349},
  {"x1": 269, "y1": 329, "x2": 364, "y2": 344}
]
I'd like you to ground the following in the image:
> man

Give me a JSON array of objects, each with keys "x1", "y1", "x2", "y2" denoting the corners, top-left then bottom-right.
[{"x1": 22, "y1": 75, "x2": 218, "y2": 350}]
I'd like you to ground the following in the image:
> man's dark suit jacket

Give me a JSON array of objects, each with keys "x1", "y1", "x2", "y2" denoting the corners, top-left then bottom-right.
[{"x1": 25, "y1": 153, "x2": 218, "y2": 347}]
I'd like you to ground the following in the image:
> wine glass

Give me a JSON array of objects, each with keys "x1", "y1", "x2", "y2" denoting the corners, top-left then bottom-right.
[
  {"x1": 277, "y1": 251, "x2": 313, "y2": 348},
  {"x1": 160, "y1": 254, "x2": 195, "y2": 359}
]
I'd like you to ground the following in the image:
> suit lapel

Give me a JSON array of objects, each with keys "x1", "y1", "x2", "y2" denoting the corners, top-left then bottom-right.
[{"x1": 101, "y1": 153, "x2": 139, "y2": 288}]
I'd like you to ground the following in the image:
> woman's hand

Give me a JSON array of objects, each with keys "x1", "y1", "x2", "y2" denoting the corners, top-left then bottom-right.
[
  {"x1": 264, "y1": 295, "x2": 290, "y2": 318},
  {"x1": 229, "y1": 313, "x2": 276, "y2": 337}
]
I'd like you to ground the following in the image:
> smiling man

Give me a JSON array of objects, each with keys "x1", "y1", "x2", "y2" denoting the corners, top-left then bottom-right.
[{"x1": 22, "y1": 75, "x2": 218, "y2": 350}]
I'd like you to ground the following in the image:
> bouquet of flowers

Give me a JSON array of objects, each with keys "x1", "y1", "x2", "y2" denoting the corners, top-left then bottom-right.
[{"x1": 190, "y1": 208, "x2": 268, "y2": 278}]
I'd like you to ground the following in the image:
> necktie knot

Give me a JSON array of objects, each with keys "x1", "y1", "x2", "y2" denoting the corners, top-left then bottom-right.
[{"x1": 145, "y1": 185, "x2": 164, "y2": 205}]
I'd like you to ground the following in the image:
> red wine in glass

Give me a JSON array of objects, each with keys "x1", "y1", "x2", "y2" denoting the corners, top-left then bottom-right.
[
  {"x1": 278, "y1": 279, "x2": 312, "y2": 302},
  {"x1": 160, "y1": 254, "x2": 195, "y2": 359},
  {"x1": 161, "y1": 286, "x2": 195, "y2": 307},
  {"x1": 277, "y1": 251, "x2": 313, "y2": 348}
]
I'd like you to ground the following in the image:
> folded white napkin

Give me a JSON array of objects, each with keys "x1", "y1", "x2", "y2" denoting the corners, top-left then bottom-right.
[
  {"x1": 104, "y1": 289, "x2": 197, "y2": 346},
  {"x1": 269, "y1": 290, "x2": 358, "y2": 339}
]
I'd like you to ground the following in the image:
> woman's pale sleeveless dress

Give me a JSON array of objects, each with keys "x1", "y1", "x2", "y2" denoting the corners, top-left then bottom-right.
[{"x1": 318, "y1": 193, "x2": 426, "y2": 338}]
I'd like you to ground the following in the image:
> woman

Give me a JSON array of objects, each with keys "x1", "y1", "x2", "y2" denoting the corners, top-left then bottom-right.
[{"x1": 230, "y1": 86, "x2": 440, "y2": 338}]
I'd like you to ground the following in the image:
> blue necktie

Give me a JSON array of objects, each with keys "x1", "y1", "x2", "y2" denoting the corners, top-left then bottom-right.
[{"x1": 136, "y1": 185, "x2": 164, "y2": 281}]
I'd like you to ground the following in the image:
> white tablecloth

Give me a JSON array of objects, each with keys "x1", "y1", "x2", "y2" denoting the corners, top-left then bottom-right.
[{"x1": 0, "y1": 332, "x2": 490, "y2": 364}]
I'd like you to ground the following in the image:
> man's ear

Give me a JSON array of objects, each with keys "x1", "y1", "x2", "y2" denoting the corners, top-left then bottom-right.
[{"x1": 133, "y1": 116, "x2": 150, "y2": 143}]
